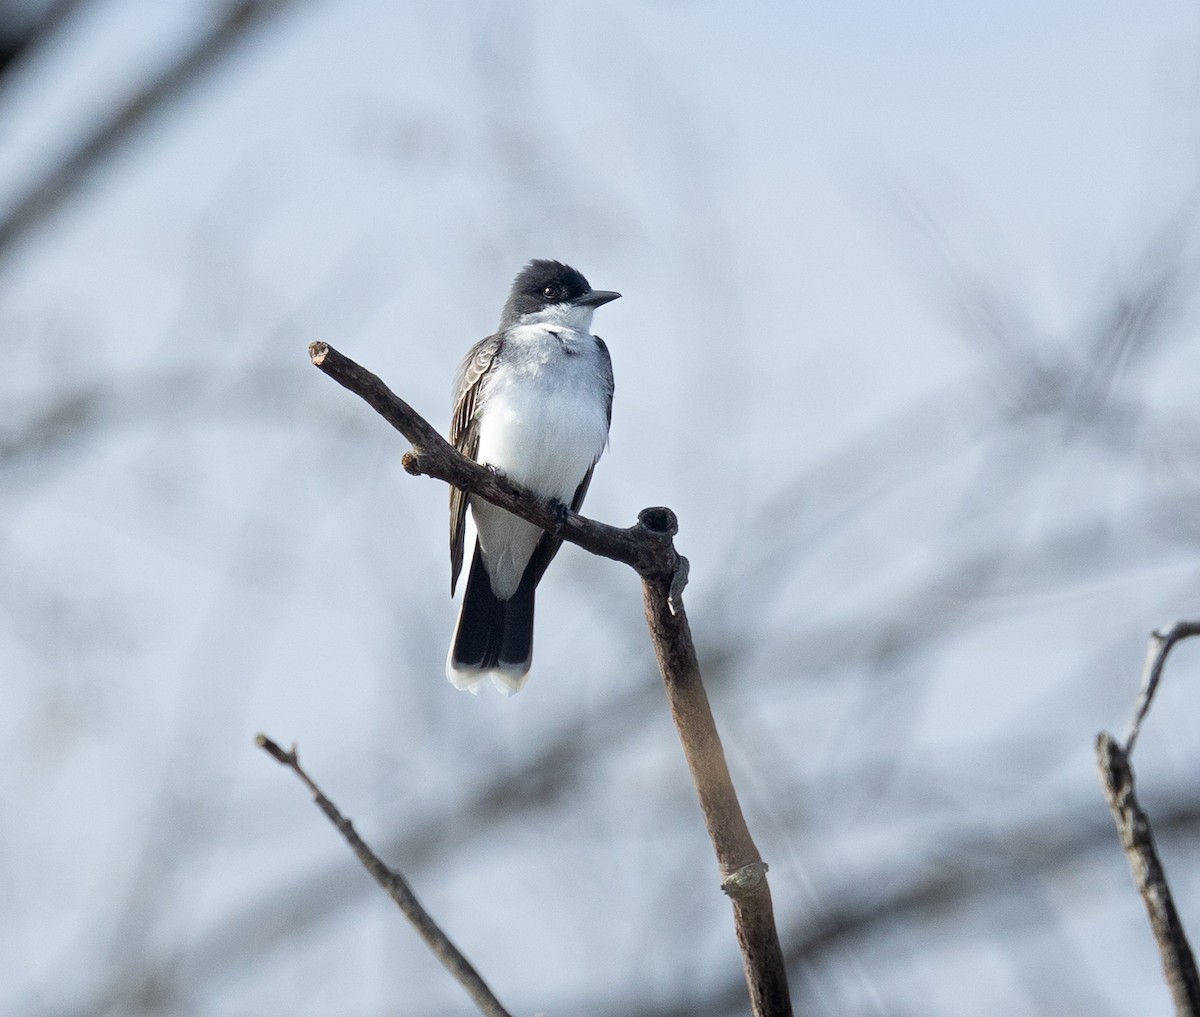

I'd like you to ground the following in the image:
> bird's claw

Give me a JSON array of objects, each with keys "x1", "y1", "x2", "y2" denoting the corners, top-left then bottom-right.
[{"x1": 549, "y1": 498, "x2": 570, "y2": 536}]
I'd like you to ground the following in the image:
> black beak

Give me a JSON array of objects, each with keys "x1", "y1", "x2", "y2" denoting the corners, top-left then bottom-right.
[{"x1": 573, "y1": 289, "x2": 621, "y2": 308}]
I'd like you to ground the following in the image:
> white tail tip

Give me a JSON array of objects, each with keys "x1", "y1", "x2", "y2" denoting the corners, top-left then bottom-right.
[{"x1": 445, "y1": 658, "x2": 530, "y2": 696}]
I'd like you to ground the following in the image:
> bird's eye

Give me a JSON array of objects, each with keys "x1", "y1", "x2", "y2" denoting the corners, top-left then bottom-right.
[{"x1": 542, "y1": 284, "x2": 561, "y2": 300}]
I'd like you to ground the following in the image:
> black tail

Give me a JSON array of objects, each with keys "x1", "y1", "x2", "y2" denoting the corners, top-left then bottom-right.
[{"x1": 445, "y1": 544, "x2": 535, "y2": 694}]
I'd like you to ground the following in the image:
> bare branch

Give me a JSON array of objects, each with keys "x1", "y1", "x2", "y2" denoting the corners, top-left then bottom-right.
[
  {"x1": 641, "y1": 553, "x2": 793, "y2": 1017},
  {"x1": 307, "y1": 340, "x2": 678, "y2": 579},
  {"x1": 307, "y1": 341, "x2": 794, "y2": 1017},
  {"x1": 254, "y1": 734, "x2": 515, "y2": 1017},
  {"x1": 1125, "y1": 620, "x2": 1200, "y2": 754},
  {"x1": 1096, "y1": 734, "x2": 1200, "y2": 1016},
  {"x1": 1097, "y1": 619, "x2": 1200, "y2": 1017}
]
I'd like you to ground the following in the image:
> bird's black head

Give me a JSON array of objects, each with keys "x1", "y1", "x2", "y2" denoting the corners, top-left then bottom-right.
[{"x1": 500, "y1": 259, "x2": 620, "y2": 328}]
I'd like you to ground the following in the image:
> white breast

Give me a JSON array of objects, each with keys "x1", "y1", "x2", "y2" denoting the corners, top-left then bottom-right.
[{"x1": 470, "y1": 324, "x2": 611, "y2": 599}]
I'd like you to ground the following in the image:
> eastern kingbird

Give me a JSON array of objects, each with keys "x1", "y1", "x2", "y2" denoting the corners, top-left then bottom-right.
[{"x1": 446, "y1": 260, "x2": 619, "y2": 695}]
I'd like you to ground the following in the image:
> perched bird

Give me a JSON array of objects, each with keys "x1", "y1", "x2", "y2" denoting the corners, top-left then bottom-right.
[{"x1": 446, "y1": 260, "x2": 619, "y2": 694}]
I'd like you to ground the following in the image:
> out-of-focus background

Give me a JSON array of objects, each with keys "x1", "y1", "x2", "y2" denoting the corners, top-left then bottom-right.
[{"x1": 4, "y1": 1, "x2": 1200, "y2": 1014}]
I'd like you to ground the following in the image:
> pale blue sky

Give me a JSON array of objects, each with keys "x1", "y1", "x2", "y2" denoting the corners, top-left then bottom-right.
[{"x1": 4, "y1": 2, "x2": 1200, "y2": 1014}]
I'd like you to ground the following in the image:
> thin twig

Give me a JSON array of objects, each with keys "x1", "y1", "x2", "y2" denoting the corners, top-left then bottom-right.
[
  {"x1": 1125, "y1": 620, "x2": 1200, "y2": 754},
  {"x1": 255, "y1": 734, "x2": 515, "y2": 1017},
  {"x1": 306, "y1": 342, "x2": 794, "y2": 1017},
  {"x1": 1097, "y1": 619, "x2": 1200, "y2": 1017}
]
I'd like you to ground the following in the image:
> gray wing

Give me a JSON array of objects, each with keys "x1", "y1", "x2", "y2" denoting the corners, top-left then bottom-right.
[
  {"x1": 596, "y1": 336, "x2": 614, "y2": 427},
  {"x1": 449, "y1": 332, "x2": 503, "y2": 594},
  {"x1": 526, "y1": 335, "x2": 614, "y2": 587}
]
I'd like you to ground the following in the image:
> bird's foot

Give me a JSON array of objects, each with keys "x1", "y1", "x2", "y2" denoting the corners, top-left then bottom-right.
[{"x1": 548, "y1": 497, "x2": 571, "y2": 536}]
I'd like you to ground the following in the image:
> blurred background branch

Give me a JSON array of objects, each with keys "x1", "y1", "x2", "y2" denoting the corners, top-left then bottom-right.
[
  {"x1": 0, "y1": 0, "x2": 309, "y2": 261},
  {"x1": 5, "y1": 3, "x2": 1200, "y2": 1016}
]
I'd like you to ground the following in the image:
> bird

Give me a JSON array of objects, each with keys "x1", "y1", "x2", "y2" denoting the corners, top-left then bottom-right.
[{"x1": 446, "y1": 259, "x2": 619, "y2": 695}]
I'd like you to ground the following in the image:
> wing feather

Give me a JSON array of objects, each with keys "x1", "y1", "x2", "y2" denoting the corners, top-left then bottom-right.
[{"x1": 449, "y1": 333, "x2": 503, "y2": 594}]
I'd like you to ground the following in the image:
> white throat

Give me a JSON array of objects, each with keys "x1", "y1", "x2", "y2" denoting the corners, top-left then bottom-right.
[{"x1": 517, "y1": 302, "x2": 596, "y2": 333}]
